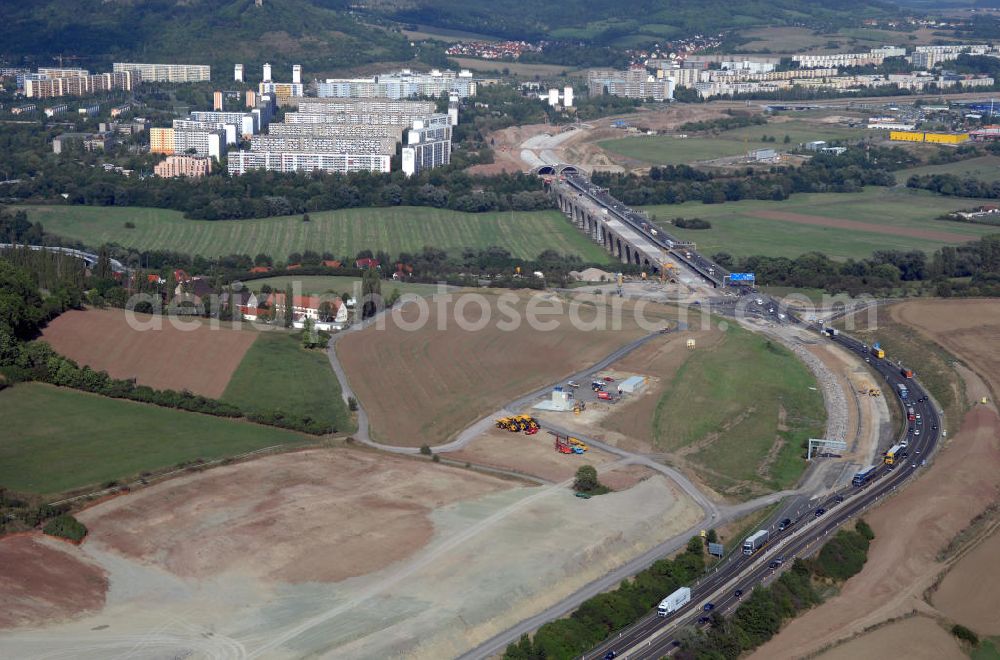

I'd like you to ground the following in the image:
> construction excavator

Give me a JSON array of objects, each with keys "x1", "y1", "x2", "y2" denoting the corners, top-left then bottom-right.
[{"x1": 495, "y1": 415, "x2": 541, "y2": 434}]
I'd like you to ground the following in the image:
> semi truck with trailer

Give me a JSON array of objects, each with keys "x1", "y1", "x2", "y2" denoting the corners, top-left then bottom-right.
[
  {"x1": 852, "y1": 465, "x2": 879, "y2": 487},
  {"x1": 897, "y1": 383, "x2": 909, "y2": 400},
  {"x1": 742, "y1": 529, "x2": 769, "y2": 555},
  {"x1": 824, "y1": 327, "x2": 839, "y2": 337},
  {"x1": 657, "y1": 586, "x2": 692, "y2": 617},
  {"x1": 871, "y1": 342, "x2": 885, "y2": 359},
  {"x1": 884, "y1": 444, "x2": 905, "y2": 465}
]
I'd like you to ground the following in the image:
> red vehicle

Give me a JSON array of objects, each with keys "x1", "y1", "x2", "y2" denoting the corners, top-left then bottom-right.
[
  {"x1": 901, "y1": 368, "x2": 914, "y2": 379},
  {"x1": 602, "y1": 376, "x2": 615, "y2": 382},
  {"x1": 525, "y1": 427, "x2": 539, "y2": 435},
  {"x1": 597, "y1": 391, "x2": 613, "y2": 401}
]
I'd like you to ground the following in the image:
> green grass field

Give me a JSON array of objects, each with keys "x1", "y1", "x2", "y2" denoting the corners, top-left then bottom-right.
[
  {"x1": 651, "y1": 324, "x2": 825, "y2": 498},
  {"x1": 972, "y1": 638, "x2": 1000, "y2": 660},
  {"x1": 643, "y1": 187, "x2": 997, "y2": 260},
  {"x1": 19, "y1": 205, "x2": 612, "y2": 263},
  {"x1": 222, "y1": 331, "x2": 354, "y2": 434},
  {"x1": 245, "y1": 275, "x2": 445, "y2": 298},
  {"x1": 0, "y1": 383, "x2": 310, "y2": 495},
  {"x1": 893, "y1": 155, "x2": 1000, "y2": 184},
  {"x1": 599, "y1": 120, "x2": 867, "y2": 165}
]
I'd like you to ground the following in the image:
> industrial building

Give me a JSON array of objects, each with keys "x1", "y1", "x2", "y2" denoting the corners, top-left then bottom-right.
[
  {"x1": 316, "y1": 69, "x2": 477, "y2": 100},
  {"x1": 889, "y1": 131, "x2": 969, "y2": 144},
  {"x1": 112, "y1": 62, "x2": 210, "y2": 83},
  {"x1": 587, "y1": 67, "x2": 674, "y2": 101}
]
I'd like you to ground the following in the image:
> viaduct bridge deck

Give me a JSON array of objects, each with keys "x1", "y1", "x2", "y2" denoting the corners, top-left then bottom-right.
[{"x1": 544, "y1": 168, "x2": 729, "y2": 287}]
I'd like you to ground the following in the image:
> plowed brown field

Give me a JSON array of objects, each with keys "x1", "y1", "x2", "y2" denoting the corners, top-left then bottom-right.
[
  {"x1": 339, "y1": 292, "x2": 674, "y2": 447},
  {"x1": 40, "y1": 309, "x2": 258, "y2": 398},
  {"x1": 0, "y1": 534, "x2": 107, "y2": 628}
]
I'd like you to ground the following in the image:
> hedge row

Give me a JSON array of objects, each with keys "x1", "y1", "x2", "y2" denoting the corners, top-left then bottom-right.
[
  {"x1": 504, "y1": 537, "x2": 706, "y2": 659},
  {"x1": 3, "y1": 341, "x2": 334, "y2": 436}
]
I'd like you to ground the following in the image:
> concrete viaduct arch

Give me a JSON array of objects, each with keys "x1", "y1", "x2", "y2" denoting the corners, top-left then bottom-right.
[{"x1": 551, "y1": 184, "x2": 657, "y2": 270}]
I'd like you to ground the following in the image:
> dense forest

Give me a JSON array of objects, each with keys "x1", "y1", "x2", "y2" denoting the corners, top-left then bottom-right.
[
  {"x1": 0, "y1": 0, "x2": 411, "y2": 74},
  {"x1": 385, "y1": 0, "x2": 892, "y2": 45}
]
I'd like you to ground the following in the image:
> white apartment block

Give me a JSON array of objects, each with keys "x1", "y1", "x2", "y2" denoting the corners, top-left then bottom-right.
[
  {"x1": 189, "y1": 110, "x2": 259, "y2": 136},
  {"x1": 793, "y1": 52, "x2": 885, "y2": 68},
  {"x1": 173, "y1": 118, "x2": 238, "y2": 145},
  {"x1": 588, "y1": 67, "x2": 674, "y2": 101},
  {"x1": 227, "y1": 151, "x2": 391, "y2": 175},
  {"x1": 250, "y1": 134, "x2": 397, "y2": 156},
  {"x1": 317, "y1": 69, "x2": 477, "y2": 100},
  {"x1": 297, "y1": 97, "x2": 436, "y2": 116},
  {"x1": 267, "y1": 122, "x2": 404, "y2": 140},
  {"x1": 914, "y1": 44, "x2": 990, "y2": 55},
  {"x1": 113, "y1": 62, "x2": 210, "y2": 83},
  {"x1": 402, "y1": 114, "x2": 452, "y2": 176},
  {"x1": 173, "y1": 128, "x2": 225, "y2": 160}
]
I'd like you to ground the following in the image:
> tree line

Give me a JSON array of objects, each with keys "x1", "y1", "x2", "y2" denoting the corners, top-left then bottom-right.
[
  {"x1": 8, "y1": 163, "x2": 552, "y2": 220},
  {"x1": 715, "y1": 234, "x2": 1000, "y2": 297},
  {"x1": 680, "y1": 521, "x2": 874, "y2": 659},
  {"x1": 506, "y1": 520, "x2": 875, "y2": 660},
  {"x1": 592, "y1": 147, "x2": 916, "y2": 207},
  {"x1": 906, "y1": 173, "x2": 1000, "y2": 200},
  {"x1": 0, "y1": 258, "x2": 336, "y2": 435}
]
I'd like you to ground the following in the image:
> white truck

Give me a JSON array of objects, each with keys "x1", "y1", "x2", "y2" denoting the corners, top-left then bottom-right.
[
  {"x1": 657, "y1": 586, "x2": 692, "y2": 617},
  {"x1": 742, "y1": 529, "x2": 769, "y2": 555}
]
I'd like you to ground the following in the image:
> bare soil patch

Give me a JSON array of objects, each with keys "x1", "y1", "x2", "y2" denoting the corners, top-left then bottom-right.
[
  {"x1": 40, "y1": 308, "x2": 257, "y2": 398},
  {"x1": 0, "y1": 534, "x2": 108, "y2": 628},
  {"x1": 891, "y1": 299, "x2": 1000, "y2": 403},
  {"x1": 76, "y1": 448, "x2": 513, "y2": 584},
  {"x1": 600, "y1": 464, "x2": 656, "y2": 491},
  {"x1": 747, "y1": 210, "x2": 971, "y2": 243},
  {"x1": 339, "y1": 292, "x2": 671, "y2": 447},
  {"x1": 933, "y1": 526, "x2": 1000, "y2": 635},
  {"x1": 817, "y1": 616, "x2": 965, "y2": 660},
  {"x1": 442, "y1": 427, "x2": 621, "y2": 483}
]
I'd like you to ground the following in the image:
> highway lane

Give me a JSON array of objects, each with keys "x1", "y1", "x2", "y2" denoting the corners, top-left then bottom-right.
[{"x1": 585, "y1": 321, "x2": 942, "y2": 660}]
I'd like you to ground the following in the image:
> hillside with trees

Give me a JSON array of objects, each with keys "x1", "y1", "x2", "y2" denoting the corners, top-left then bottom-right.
[
  {"x1": 380, "y1": 0, "x2": 894, "y2": 46},
  {"x1": 0, "y1": 0, "x2": 411, "y2": 74}
]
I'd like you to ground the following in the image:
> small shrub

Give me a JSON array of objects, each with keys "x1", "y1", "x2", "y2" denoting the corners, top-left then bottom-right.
[
  {"x1": 124, "y1": 221, "x2": 135, "y2": 229},
  {"x1": 432, "y1": 454, "x2": 441, "y2": 463},
  {"x1": 951, "y1": 624, "x2": 979, "y2": 646},
  {"x1": 419, "y1": 445, "x2": 432, "y2": 455},
  {"x1": 348, "y1": 396, "x2": 358, "y2": 411},
  {"x1": 43, "y1": 514, "x2": 87, "y2": 542}
]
